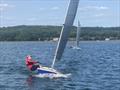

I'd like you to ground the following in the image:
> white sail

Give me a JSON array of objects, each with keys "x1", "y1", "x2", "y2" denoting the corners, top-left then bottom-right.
[
  {"x1": 51, "y1": 0, "x2": 79, "y2": 68},
  {"x1": 76, "y1": 20, "x2": 81, "y2": 47}
]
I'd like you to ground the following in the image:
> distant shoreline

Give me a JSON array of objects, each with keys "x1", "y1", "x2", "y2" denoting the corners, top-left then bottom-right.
[
  {"x1": 0, "y1": 40, "x2": 120, "y2": 43},
  {"x1": 0, "y1": 25, "x2": 120, "y2": 41}
]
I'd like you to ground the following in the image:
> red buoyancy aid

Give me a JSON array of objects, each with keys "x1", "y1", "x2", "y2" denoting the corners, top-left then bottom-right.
[{"x1": 25, "y1": 56, "x2": 37, "y2": 70}]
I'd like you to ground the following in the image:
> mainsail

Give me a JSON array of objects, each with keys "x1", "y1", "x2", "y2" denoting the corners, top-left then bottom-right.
[
  {"x1": 51, "y1": 0, "x2": 79, "y2": 68},
  {"x1": 76, "y1": 20, "x2": 81, "y2": 47}
]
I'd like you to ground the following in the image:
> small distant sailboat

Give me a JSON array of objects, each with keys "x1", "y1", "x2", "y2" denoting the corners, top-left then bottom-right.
[
  {"x1": 71, "y1": 20, "x2": 81, "y2": 50},
  {"x1": 29, "y1": 0, "x2": 79, "y2": 78}
]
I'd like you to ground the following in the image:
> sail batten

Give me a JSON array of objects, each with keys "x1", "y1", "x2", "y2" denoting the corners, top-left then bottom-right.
[{"x1": 51, "y1": 0, "x2": 79, "y2": 68}]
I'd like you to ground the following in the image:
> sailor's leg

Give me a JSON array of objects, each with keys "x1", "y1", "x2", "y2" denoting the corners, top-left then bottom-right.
[{"x1": 31, "y1": 64, "x2": 39, "y2": 71}]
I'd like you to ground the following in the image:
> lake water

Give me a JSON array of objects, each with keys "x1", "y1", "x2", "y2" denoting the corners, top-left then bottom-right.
[{"x1": 0, "y1": 41, "x2": 120, "y2": 90}]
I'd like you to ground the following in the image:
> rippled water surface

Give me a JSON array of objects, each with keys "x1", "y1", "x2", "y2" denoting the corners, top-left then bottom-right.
[{"x1": 0, "y1": 41, "x2": 120, "y2": 90}]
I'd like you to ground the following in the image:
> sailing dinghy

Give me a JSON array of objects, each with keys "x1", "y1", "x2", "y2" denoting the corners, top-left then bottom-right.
[
  {"x1": 29, "y1": 0, "x2": 79, "y2": 78},
  {"x1": 71, "y1": 20, "x2": 81, "y2": 50}
]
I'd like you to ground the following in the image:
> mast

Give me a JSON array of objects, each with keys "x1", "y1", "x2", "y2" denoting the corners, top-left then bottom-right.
[
  {"x1": 76, "y1": 20, "x2": 81, "y2": 47},
  {"x1": 51, "y1": 0, "x2": 79, "y2": 68}
]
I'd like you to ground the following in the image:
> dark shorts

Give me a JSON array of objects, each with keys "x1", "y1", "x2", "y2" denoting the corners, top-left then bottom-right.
[{"x1": 31, "y1": 64, "x2": 39, "y2": 71}]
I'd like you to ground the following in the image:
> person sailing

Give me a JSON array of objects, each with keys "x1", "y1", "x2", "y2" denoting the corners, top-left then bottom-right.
[{"x1": 25, "y1": 55, "x2": 40, "y2": 71}]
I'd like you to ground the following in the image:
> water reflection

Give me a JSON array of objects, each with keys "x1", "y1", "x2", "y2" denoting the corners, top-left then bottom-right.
[{"x1": 26, "y1": 75, "x2": 33, "y2": 86}]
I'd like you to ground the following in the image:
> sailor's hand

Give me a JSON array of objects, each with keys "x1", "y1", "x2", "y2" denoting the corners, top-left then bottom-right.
[{"x1": 36, "y1": 61, "x2": 40, "y2": 63}]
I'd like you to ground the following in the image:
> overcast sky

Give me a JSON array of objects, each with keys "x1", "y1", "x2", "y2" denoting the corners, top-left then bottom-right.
[{"x1": 0, "y1": 0, "x2": 120, "y2": 27}]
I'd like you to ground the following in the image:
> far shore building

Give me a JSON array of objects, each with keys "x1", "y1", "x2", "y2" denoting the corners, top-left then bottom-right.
[
  {"x1": 105, "y1": 38, "x2": 110, "y2": 41},
  {"x1": 53, "y1": 38, "x2": 59, "y2": 41},
  {"x1": 38, "y1": 38, "x2": 41, "y2": 41}
]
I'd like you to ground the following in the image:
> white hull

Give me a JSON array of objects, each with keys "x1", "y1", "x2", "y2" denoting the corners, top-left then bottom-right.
[{"x1": 32, "y1": 66, "x2": 71, "y2": 78}]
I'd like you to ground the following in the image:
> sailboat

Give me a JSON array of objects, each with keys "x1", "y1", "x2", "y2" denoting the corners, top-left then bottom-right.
[
  {"x1": 31, "y1": 0, "x2": 79, "y2": 78},
  {"x1": 71, "y1": 20, "x2": 81, "y2": 50}
]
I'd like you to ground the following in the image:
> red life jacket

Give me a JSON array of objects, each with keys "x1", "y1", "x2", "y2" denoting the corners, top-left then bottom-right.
[{"x1": 25, "y1": 57, "x2": 37, "y2": 70}]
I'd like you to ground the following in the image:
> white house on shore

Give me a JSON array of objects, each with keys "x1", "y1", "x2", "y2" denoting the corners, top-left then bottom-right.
[
  {"x1": 53, "y1": 38, "x2": 59, "y2": 41},
  {"x1": 105, "y1": 38, "x2": 110, "y2": 41}
]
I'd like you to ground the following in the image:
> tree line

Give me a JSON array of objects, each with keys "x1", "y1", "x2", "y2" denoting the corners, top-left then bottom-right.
[{"x1": 0, "y1": 25, "x2": 120, "y2": 41}]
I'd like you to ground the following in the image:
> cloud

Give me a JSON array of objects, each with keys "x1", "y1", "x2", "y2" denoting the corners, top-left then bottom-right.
[
  {"x1": 51, "y1": 6, "x2": 60, "y2": 10},
  {"x1": 94, "y1": 13, "x2": 105, "y2": 17},
  {"x1": 0, "y1": 4, "x2": 8, "y2": 11},
  {"x1": 0, "y1": 3, "x2": 15, "y2": 11},
  {"x1": 38, "y1": 6, "x2": 60, "y2": 11},
  {"x1": 79, "y1": 6, "x2": 109, "y2": 11},
  {"x1": 98, "y1": 6, "x2": 108, "y2": 10},
  {"x1": 0, "y1": 16, "x2": 15, "y2": 21},
  {"x1": 39, "y1": 7, "x2": 45, "y2": 11},
  {"x1": 27, "y1": 18, "x2": 37, "y2": 21},
  {"x1": 0, "y1": 3, "x2": 9, "y2": 7},
  {"x1": 38, "y1": 7, "x2": 60, "y2": 11},
  {"x1": 87, "y1": 6, "x2": 108, "y2": 10},
  {"x1": 0, "y1": 15, "x2": 3, "y2": 19},
  {"x1": 5, "y1": 17, "x2": 15, "y2": 20}
]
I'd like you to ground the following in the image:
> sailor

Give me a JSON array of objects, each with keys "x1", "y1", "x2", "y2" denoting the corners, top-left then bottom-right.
[{"x1": 25, "y1": 55, "x2": 40, "y2": 71}]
